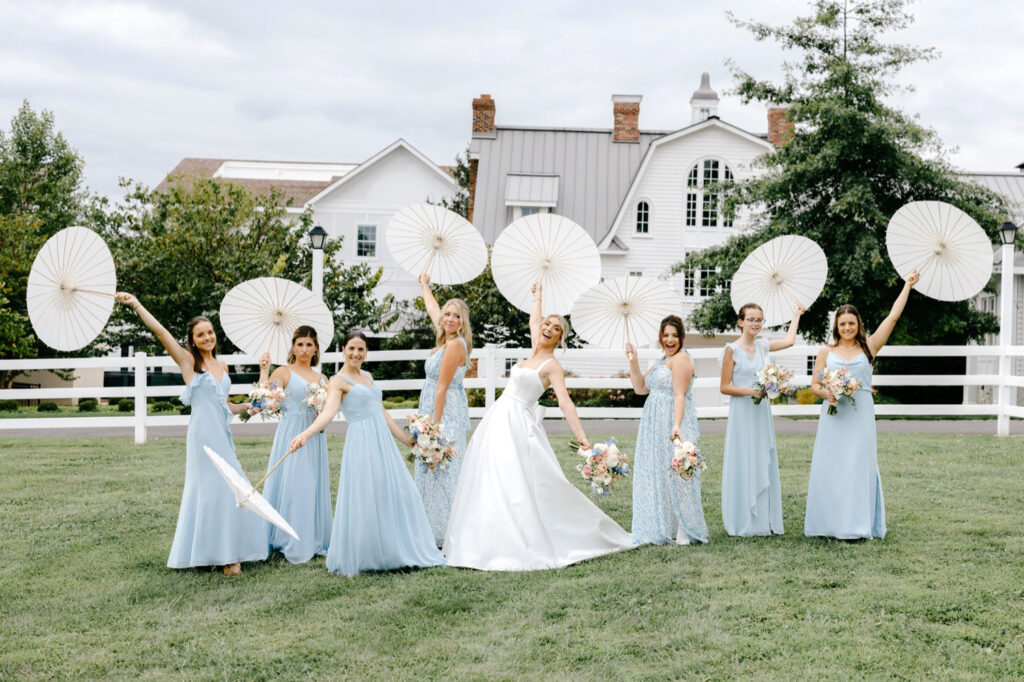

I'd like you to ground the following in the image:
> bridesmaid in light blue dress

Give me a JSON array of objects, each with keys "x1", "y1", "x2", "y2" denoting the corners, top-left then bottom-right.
[
  {"x1": 116, "y1": 292, "x2": 267, "y2": 575},
  {"x1": 626, "y1": 315, "x2": 708, "y2": 545},
  {"x1": 288, "y1": 331, "x2": 444, "y2": 576},
  {"x1": 258, "y1": 325, "x2": 332, "y2": 563},
  {"x1": 805, "y1": 272, "x2": 919, "y2": 539},
  {"x1": 414, "y1": 274, "x2": 471, "y2": 545},
  {"x1": 719, "y1": 303, "x2": 802, "y2": 536}
]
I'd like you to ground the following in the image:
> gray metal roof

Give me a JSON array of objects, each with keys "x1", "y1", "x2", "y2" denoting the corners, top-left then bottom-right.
[
  {"x1": 470, "y1": 126, "x2": 665, "y2": 244},
  {"x1": 963, "y1": 172, "x2": 1024, "y2": 224}
]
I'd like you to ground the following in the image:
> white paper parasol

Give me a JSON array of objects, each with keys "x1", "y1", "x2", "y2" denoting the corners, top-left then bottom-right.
[
  {"x1": 886, "y1": 201, "x2": 993, "y2": 302},
  {"x1": 220, "y1": 277, "x2": 335, "y2": 366},
  {"x1": 730, "y1": 235, "x2": 827, "y2": 327},
  {"x1": 571, "y1": 277, "x2": 680, "y2": 354},
  {"x1": 26, "y1": 226, "x2": 117, "y2": 351},
  {"x1": 386, "y1": 203, "x2": 488, "y2": 284},
  {"x1": 203, "y1": 446, "x2": 300, "y2": 541},
  {"x1": 491, "y1": 213, "x2": 601, "y2": 314}
]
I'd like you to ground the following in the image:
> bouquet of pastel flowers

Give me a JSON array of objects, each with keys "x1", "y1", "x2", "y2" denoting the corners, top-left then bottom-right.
[
  {"x1": 240, "y1": 381, "x2": 287, "y2": 421},
  {"x1": 753, "y1": 361, "x2": 795, "y2": 405},
  {"x1": 302, "y1": 381, "x2": 328, "y2": 414},
  {"x1": 819, "y1": 366, "x2": 861, "y2": 416},
  {"x1": 671, "y1": 438, "x2": 706, "y2": 481},
  {"x1": 406, "y1": 414, "x2": 457, "y2": 472},
  {"x1": 576, "y1": 437, "x2": 630, "y2": 496}
]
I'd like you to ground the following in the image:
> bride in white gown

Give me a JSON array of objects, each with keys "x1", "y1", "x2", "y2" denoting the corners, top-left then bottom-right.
[{"x1": 443, "y1": 281, "x2": 635, "y2": 571}]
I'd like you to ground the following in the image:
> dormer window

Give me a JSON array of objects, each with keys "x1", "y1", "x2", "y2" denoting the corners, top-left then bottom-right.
[
  {"x1": 685, "y1": 159, "x2": 733, "y2": 228},
  {"x1": 636, "y1": 201, "x2": 650, "y2": 234}
]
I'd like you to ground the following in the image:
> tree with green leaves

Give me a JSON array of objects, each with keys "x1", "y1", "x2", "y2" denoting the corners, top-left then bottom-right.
[
  {"x1": 93, "y1": 177, "x2": 397, "y2": 356},
  {"x1": 0, "y1": 100, "x2": 86, "y2": 238},
  {"x1": 674, "y1": 0, "x2": 1007, "y2": 350}
]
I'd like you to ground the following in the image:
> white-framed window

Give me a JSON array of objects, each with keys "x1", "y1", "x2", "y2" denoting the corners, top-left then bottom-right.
[
  {"x1": 635, "y1": 201, "x2": 650, "y2": 234},
  {"x1": 629, "y1": 270, "x2": 643, "y2": 277},
  {"x1": 685, "y1": 159, "x2": 733, "y2": 228},
  {"x1": 356, "y1": 224, "x2": 377, "y2": 258},
  {"x1": 698, "y1": 107, "x2": 711, "y2": 121},
  {"x1": 513, "y1": 206, "x2": 549, "y2": 220},
  {"x1": 699, "y1": 266, "x2": 717, "y2": 296},
  {"x1": 683, "y1": 269, "x2": 696, "y2": 296}
]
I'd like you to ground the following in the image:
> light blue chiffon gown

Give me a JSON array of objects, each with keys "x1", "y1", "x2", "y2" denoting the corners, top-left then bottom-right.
[
  {"x1": 721, "y1": 340, "x2": 784, "y2": 536},
  {"x1": 262, "y1": 372, "x2": 332, "y2": 563},
  {"x1": 326, "y1": 372, "x2": 445, "y2": 576},
  {"x1": 804, "y1": 352, "x2": 885, "y2": 539},
  {"x1": 415, "y1": 338, "x2": 469, "y2": 545},
  {"x1": 168, "y1": 371, "x2": 268, "y2": 568},
  {"x1": 632, "y1": 352, "x2": 709, "y2": 545}
]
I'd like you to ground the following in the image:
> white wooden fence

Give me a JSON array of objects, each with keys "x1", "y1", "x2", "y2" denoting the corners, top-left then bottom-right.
[{"x1": 1, "y1": 344, "x2": 1022, "y2": 444}]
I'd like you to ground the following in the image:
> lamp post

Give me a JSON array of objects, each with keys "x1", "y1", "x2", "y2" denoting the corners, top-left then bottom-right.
[
  {"x1": 309, "y1": 225, "x2": 327, "y2": 301},
  {"x1": 997, "y1": 221, "x2": 1018, "y2": 437}
]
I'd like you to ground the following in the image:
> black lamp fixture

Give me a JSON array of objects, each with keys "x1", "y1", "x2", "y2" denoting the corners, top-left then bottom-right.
[
  {"x1": 308, "y1": 225, "x2": 328, "y2": 250},
  {"x1": 999, "y1": 221, "x2": 1018, "y2": 246}
]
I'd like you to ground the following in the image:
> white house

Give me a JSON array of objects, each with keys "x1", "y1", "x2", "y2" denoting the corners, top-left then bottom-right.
[{"x1": 158, "y1": 138, "x2": 458, "y2": 305}]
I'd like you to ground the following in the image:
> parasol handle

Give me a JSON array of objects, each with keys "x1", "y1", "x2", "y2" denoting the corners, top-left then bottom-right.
[
  {"x1": 250, "y1": 450, "x2": 292, "y2": 493},
  {"x1": 624, "y1": 316, "x2": 634, "y2": 361},
  {"x1": 70, "y1": 287, "x2": 116, "y2": 298},
  {"x1": 779, "y1": 282, "x2": 806, "y2": 313},
  {"x1": 911, "y1": 253, "x2": 937, "y2": 279},
  {"x1": 422, "y1": 247, "x2": 438, "y2": 277}
]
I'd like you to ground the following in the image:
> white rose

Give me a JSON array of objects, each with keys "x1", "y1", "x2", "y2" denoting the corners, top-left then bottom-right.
[
  {"x1": 417, "y1": 434, "x2": 431, "y2": 448},
  {"x1": 606, "y1": 452, "x2": 619, "y2": 468}
]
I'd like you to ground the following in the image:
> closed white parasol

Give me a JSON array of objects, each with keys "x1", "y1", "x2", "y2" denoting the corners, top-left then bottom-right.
[
  {"x1": 203, "y1": 446, "x2": 300, "y2": 541},
  {"x1": 26, "y1": 226, "x2": 117, "y2": 351},
  {"x1": 571, "y1": 277, "x2": 680, "y2": 355},
  {"x1": 886, "y1": 201, "x2": 993, "y2": 301},
  {"x1": 386, "y1": 203, "x2": 488, "y2": 284},
  {"x1": 730, "y1": 235, "x2": 826, "y2": 327},
  {"x1": 219, "y1": 277, "x2": 334, "y2": 366},
  {"x1": 491, "y1": 213, "x2": 601, "y2": 315}
]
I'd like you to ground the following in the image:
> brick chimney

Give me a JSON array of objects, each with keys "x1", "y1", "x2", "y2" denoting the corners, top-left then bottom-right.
[
  {"x1": 472, "y1": 94, "x2": 495, "y2": 135},
  {"x1": 767, "y1": 105, "x2": 794, "y2": 146},
  {"x1": 612, "y1": 95, "x2": 642, "y2": 142}
]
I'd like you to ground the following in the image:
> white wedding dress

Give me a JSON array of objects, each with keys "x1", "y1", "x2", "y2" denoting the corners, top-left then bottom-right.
[{"x1": 443, "y1": 359, "x2": 635, "y2": 571}]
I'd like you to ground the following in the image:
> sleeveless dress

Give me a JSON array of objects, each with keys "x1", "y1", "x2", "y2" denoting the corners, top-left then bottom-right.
[
  {"x1": 443, "y1": 359, "x2": 635, "y2": 571},
  {"x1": 804, "y1": 352, "x2": 885, "y2": 539},
  {"x1": 326, "y1": 372, "x2": 445, "y2": 576},
  {"x1": 631, "y1": 352, "x2": 709, "y2": 545},
  {"x1": 262, "y1": 371, "x2": 332, "y2": 563},
  {"x1": 168, "y1": 371, "x2": 268, "y2": 568},
  {"x1": 415, "y1": 338, "x2": 469, "y2": 545},
  {"x1": 720, "y1": 340, "x2": 784, "y2": 536}
]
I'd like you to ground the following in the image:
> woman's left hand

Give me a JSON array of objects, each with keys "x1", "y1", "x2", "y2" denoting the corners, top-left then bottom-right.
[
  {"x1": 259, "y1": 352, "x2": 271, "y2": 369},
  {"x1": 670, "y1": 425, "x2": 683, "y2": 443},
  {"x1": 906, "y1": 269, "x2": 920, "y2": 288}
]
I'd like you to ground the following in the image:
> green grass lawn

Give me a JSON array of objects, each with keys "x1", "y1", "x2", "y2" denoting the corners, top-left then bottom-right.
[{"x1": 1, "y1": 433, "x2": 1022, "y2": 679}]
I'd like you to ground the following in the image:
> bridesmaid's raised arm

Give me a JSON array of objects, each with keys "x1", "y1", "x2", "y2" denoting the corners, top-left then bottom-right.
[
  {"x1": 625, "y1": 343, "x2": 649, "y2": 395},
  {"x1": 419, "y1": 273, "x2": 443, "y2": 329},
  {"x1": 116, "y1": 292, "x2": 194, "y2": 378},
  {"x1": 768, "y1": 305, "x2": 804, "y2": 352},
  {"x1": 868, "y1": 270, "x2": 920, "y2": 356}
]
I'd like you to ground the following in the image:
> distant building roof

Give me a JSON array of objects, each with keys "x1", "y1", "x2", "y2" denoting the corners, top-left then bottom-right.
[
  {"x1": 155, "y1": 157, "x2": 347, "y2": 207},
  {"x1": 963, "y1": 171, "x2": 1024, "y2": 224}
]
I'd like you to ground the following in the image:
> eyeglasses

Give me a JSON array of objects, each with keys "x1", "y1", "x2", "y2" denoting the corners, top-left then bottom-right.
[{"x1": 744, "y1": 318, "x2": 764, "y2": 324}]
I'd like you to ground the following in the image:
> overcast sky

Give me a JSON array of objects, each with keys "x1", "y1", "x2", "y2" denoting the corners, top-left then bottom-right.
[{"x1": 2, "y1": 0, "x2": 1022, "y2": 201}]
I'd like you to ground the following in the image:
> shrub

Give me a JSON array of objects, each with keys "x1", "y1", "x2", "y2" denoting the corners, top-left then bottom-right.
[
  {"x1": 796, "y1": 388, "x2": 820, "y2": 405},
  {"x1": 37, "y1": 401, "x2": 59, "y2": 412},
  {"x1": 118, "y1": 398, "x2": 134, "y2": 412},
  {"x1": 152, "y1": 401, "x2": 176, "y2": 413},
  {"x1": 0, "y1": 399, "x2": 18, "y2": 412},
  {"x1": 78, "y1": 398, "x2": 98, "y2": 412},
  {"x1": 179, "y1": 405, "x2": 191, "y2": 415}
]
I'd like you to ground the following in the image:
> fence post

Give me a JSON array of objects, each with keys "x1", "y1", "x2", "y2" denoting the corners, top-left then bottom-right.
[
  {"x1": 483, "y1": 344, "x2": 496, "y2": 407},
  {"x1": 134, "y1": 351, "x2": 147, "y2": 445}
]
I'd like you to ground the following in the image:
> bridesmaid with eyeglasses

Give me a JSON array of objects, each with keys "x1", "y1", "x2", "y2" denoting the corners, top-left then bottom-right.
[{"x1": 719, "y1": 303, "x2": 802, "y2": 537}]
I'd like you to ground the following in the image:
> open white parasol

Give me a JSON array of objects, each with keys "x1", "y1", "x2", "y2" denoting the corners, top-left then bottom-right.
[
  {"x1": 491, "y1": 213, "x2": 601, "y2": 314},
  {"x1": 220, "y1": 277, "x2": 335, "y2": 366},
  {"x1": 886, "y1": 201, "x2": 993, "y2": 301},
  {"x1": 571, "y1": 277, "x2": 680, "y2": 357},
  {"x1": 730, "y1": 235, "x2": 827, "y2": 327},
  {"x1": 203, "y1": 446, "x2": 300, "y2": 541},
  {"x1": 26, "y1": 226, "x2": 117, "y2": 351},
  {"x1": 386, "y1": 203, "x2": 488, "y2": 284}
]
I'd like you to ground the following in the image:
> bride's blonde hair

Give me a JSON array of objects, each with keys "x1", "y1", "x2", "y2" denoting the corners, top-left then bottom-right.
[{"x1": 543, "y1": 314, "x2": 570, "y2": 351}]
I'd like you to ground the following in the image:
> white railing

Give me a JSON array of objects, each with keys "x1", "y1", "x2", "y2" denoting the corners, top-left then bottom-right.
[{"x1": 1, "y1": 344, "x2": 1022, "y2": 443}]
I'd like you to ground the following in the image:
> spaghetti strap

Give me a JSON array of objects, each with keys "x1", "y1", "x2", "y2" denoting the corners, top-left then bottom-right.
[
  {"x1": 457, "y1": 337, "x2": 470, "y2": 367},
  {"x1": 536, "y1": 358, "x2": 553, "y2": 374},
  {"x1": 334, "y1": 373, "x2": 354, "y2": 386}
]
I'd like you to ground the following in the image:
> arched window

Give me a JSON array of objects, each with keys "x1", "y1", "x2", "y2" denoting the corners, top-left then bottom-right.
[
  {"x1": 685, "y1": 159, "x2": 733, "y2": 228},
  {"x1": 635, "y1": 201, "x2": 649, "y2": 234}
]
